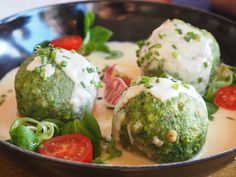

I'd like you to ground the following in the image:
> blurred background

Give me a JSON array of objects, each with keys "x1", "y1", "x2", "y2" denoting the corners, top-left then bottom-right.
[{"x1": 0, "y1": 0, "x2": 235, "y2": 21}]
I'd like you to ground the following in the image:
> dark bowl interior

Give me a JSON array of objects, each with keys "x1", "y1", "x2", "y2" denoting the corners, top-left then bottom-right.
[{"x1": 0, "y1": 1, "x2": 235, "y2": 177}]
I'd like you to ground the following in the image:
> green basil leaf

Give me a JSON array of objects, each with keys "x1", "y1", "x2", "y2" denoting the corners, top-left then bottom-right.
[
  {"x1": 204, "y1": 99, "x2": 219, "y2": 121},
  {"x1": 61, "y1": 114, "x2": 102, "y2": 159},
  {"x1": 9, "y1": 125, "x2": 41, "y2": 151},
  {"x1": 96, "y1": 43, "x2": 110, "y2": 53},
  {"x1": 81, "y1": 111, "x2": 102, "y2": 158},
  {"x1": 81, "y1": 40, "x2": 97, "y2": 56},
  {"x1": 90, "y1": 26, "x2": 113, "y2": 43},
  {"x1": 84, "y1": 11, "x2": 95, "y2": 35}
]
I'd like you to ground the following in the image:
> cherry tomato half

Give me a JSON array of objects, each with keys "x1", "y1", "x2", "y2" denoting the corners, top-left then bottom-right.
[
  {"x1": 50, "y1": 35, "x2": 83, "y2": 50},
  {"x1": 38, "y1": 134, "x2": 93, "y2": 163},
  {"x1": 214, "y1": 85, "x2": 236, "y2": 110}
]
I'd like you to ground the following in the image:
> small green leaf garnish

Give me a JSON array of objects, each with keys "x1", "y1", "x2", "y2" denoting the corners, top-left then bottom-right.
[
  {"x1": 79, "y1": 12, "x2": 123, "y2": 59},
  {"x1": 204, "y1": 99, "x2": 218, "y2": 121},
  {"x1": 9, "y1": 118, "x2": 58, "y2": 151}
]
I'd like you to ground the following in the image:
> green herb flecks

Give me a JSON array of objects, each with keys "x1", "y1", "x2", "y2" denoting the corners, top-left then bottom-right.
[
  {"x1": 203, "y1": 62, "x2": 208, "y2": 68},
  {"x1": 136, "y1": 40, "x2": 145, "y2": 48},
  {"x1": 175, "y1": 28, "x2": 183, "y2": 34},
  {"x1": 198, "y1": 77, "x2": 203, "y2": 83},
  {"x1": 182, "y1": 80, "x2": 190, "y2": 89},
  {"x1": 184, "y1": 32, "x2": 201, "y2": 42},
  {"x1": 159, "y1": 33, "x2": 167, "y2": 39},
  {"x1": 172, "y1": 44, "x2": 177, "y2": 49},
  {"x1": 149, "y1": 43, "x2": 162, "y2": 50},
  {"x1": 171, "y1": 83, "x2": 179, "y2": 90},
  {"x1": 133, "y1": 76, "x2": 153, "y2": 89},
  {"x1": 60, "y1": 61, "x2": 68, "y2": 67},
  {"x1": 171, "y1": 51, "x2": 178, "y2": 59},
  {"x1": 80, "y1": 81, "x2": 86, "y2": 88}
]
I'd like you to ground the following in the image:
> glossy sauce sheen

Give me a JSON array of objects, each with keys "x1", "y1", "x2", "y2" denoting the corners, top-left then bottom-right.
[{"x1": 0, "y1": 42, "x2": 236, "y2": 166}]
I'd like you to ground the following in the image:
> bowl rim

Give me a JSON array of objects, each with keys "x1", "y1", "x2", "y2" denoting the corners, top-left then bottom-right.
[{"x1": 0, "y1": 0, "x2": 235, "y2": 170}]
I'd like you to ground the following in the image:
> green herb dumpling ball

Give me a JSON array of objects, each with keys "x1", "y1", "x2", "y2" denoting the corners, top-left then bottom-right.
[
  {"x1": 15, "y1": 47, "x2": 100, "y2": 121},
  {"x1": 137, "y1": 19, "x2": 220, "y2": 95},
  {"x1": 112, "y1": 76, "x2": 208, "y2": 163}
]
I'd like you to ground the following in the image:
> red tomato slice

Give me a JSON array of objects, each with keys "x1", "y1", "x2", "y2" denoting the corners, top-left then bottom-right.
[
  {"x1": 214, "y1": 85, "x2": 236, "y2": 110},
  {"x1": 38, "y1": 134, "x2": 93, "y2": 163},
  {"x1": 50, "y1": 35, "x2": 82, "y2": 50},
  {"x1": 105, "y1": 78, "x2": 127, "y2": 108}
]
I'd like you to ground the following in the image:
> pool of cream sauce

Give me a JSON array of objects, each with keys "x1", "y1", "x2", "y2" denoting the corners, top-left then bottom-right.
[{"x1": 0, "y1": 42, "x2": 235, "y2": 166}]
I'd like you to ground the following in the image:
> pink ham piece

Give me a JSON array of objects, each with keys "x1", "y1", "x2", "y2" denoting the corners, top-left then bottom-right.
[{"x1": 103, "y1": 64, "x2": 130, "y2": 108}]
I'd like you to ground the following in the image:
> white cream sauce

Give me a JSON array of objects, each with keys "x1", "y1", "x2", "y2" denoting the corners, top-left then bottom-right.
[
  {"x1": 120, "y1": 77, "x2": 204, "y2": 104},
  {"x1": 0, "y1": 42, "x2": 236, "y2": 166},
  {"x1": 141, "y1": 19, "x2": 214, "y2": 94},
  {"x1": 54, "y1": 49, "x2": 99, "y2": 113}
]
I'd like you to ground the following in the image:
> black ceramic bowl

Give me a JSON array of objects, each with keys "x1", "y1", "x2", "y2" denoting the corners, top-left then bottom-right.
[{"x1": 0, "y1": 1, "x2": 235, "y2": 177}]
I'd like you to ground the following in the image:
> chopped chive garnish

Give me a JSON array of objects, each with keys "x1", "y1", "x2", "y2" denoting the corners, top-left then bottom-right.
[
  {"x1": 156, "y1": 78, "x2": 160, "y2": 83},
  {"x1": 63, "y1": 55, "x2": 71, "y2": 59},
  {"x1": 175, "y1": 28, "x2": 183, "y2": 34},
  {"x1": 60, "y1": 61, "x2": 68, "y2": 67},
  {"x1": 172, "y1": 44, "x2": 177, "y2": 49},
  {"x1": 184, "y1": 32, "x2": 200, "y2": 42},
  {"x1": 171, "y1": 51, "x2": 178, "y2": 59},
  {"x1": 136, "y1": 40, "x2": 145, "y2": 48},
  {"x1": 203, "y1": 62, "x2": 208, "y2": 68},
  {"x1": 86, "y1": 67, "x2": 95, "y2": 73},
  {"x1": 80, "y1": 81, "x2": 86, "y2": 88},
  {"x1": 182, "y1": 80, "x2": 190, "y2": 89},
  {"x1": 158, "y1": 33, "x2": 167, "y2": 39},
  {"x1": 149, "y1": 43, "x2": 162, "y2": 50},
  {"x1": 172, "y1": 83, "x2": 179, "y2": 90},
  {"x1": 198, "y1": 77, "x2": 203, "y2": 83}
]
